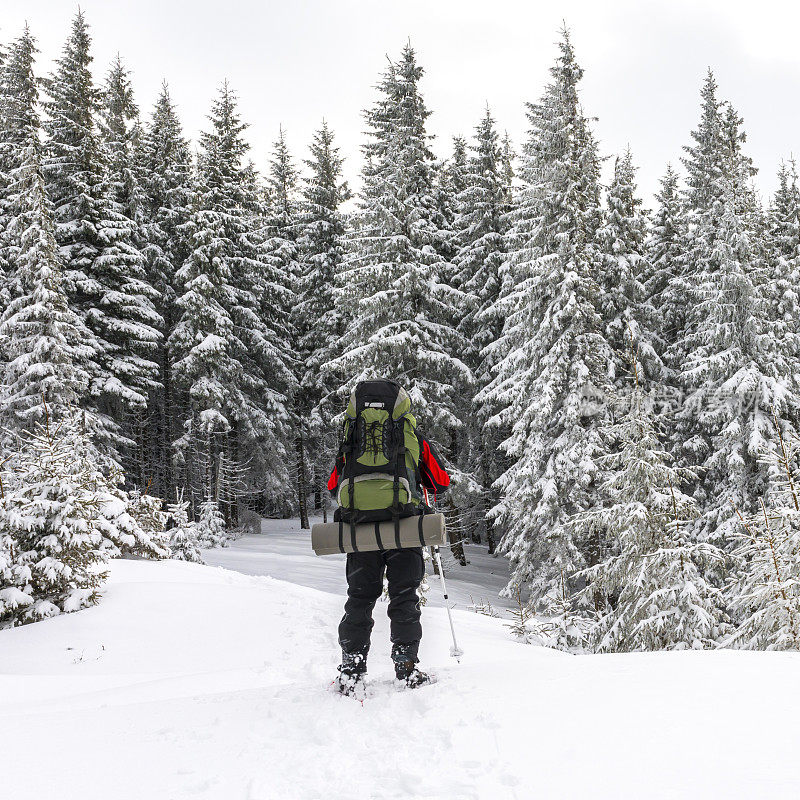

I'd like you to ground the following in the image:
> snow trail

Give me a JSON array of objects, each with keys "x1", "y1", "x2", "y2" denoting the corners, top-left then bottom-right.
[{"x1": 2, "y1": 521, "x2": 800, "y2": 799}]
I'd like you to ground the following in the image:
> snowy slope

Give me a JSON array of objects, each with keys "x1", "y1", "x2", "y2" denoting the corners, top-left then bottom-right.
[{"x1": 2, "y1": 527, "x2": 800, "y2": 799}]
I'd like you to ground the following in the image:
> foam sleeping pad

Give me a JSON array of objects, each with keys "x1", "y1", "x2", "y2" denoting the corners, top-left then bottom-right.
[{"x1": 311, "y1": 513, "x2": 446, "y2": 555}]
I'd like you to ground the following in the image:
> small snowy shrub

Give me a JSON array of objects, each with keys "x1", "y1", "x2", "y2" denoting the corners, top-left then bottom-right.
[
  {"x1": 514, "y1": 574, "x2": 593, "y2": 653},
  {"x1": 195, "y1": 498, "x2": 228, "y2": 548},
  {"x1": 0, "y1": 411, "x2": 108, "y2": 626},
  {"x1": 504, "y1": 587, "x2": 536, "y2": 642},
  {"x1": 97, "y1": 471, "x2": 169, "y2": 560},
  {"x1": 468, "y1": 596, "x2": 500, "y2": 618},
  {"x1": 166, "y1": 493, "x2": 204, "y2": 563}
]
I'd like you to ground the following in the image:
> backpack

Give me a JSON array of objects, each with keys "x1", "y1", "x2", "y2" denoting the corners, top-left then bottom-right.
[{"x1": 333, "y1": 380, "x2": 426, "y2": 527}]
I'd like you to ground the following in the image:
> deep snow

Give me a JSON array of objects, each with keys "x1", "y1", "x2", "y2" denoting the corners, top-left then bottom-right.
[{"x1": 2, "y1": 519, "x2": 800, "y2": 799}]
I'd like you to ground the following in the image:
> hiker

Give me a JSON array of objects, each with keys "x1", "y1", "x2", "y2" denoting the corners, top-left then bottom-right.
[{"x1": 327, "y1": 380, "x2": 450, "y2": 694}]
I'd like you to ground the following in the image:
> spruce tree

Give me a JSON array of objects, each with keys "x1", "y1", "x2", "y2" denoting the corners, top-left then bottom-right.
[
  {"x1": 674, "y1": 78, "x2": 797, "y2": 547},
  {"x1": 644, "y1": 164, "x2": 687, "y2": 359},
  {"x1": 0, "y1": 26, "x2": 91, "y2": 428},
  {"x1": 195, "y1": 497, "x2": 228, "y2": 548},
  {"x1": 597, "y1": 148, "x2": 659, "y2": 382},
  {"x1": 729, "y1": 424, "x2": 800, "y2": 650},
  {"x1": 137, "y1": 83, "x2": 194, "y2": 498},
  {"x1": 97, "y1": 54, "x2": 162, "y2": 473},
  {"x1": 439, "y1": 135, "x2": 468, "y2": 251},
  {"x1": 480, "y1": 28, "x2": 611, "y2": 605},
  {"x1": 126, "y1": 487, "x2": 170, "y2": 556},
  {"x1": 262, "y1": 129, "x2": 307, "y2": 523},
  {"x1": 42, "y1": 11, "x2": 155, "y2": 464},
  {"x1": 576, "y1": 347, "x2": 728, "y2": 651},
  {"x1": 170, "y1": 83, "x2": 292, "y2": 513},
  {"x1": 0, "y1": 408, "x2": 108, "y2": 626},
  {"x1": 330, "y1": 45, "x2": 470, "y2": 447},
  {"x1": 452, "y1": 108, "x2": 510, "y2": 548},
  {"x1": 0, "y1": 36, "x2": 11, "y2": 309},
  {"x1": 766, "y1": 160, "x2": 800, "y2": 416},
  {"x1": 295, "y1": 121, "x2": 350, "y2": 518},
  {"x1": 499, "y1": 133, "x2": 516, "y2": 210},
  {"x1": 167, "y1": 492, "x2": 203, "y2": 562}
]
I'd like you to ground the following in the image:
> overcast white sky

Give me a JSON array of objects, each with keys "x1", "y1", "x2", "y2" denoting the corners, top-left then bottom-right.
[{"x1": 7, "y1": 0, "x2": 800, "y2": 205}]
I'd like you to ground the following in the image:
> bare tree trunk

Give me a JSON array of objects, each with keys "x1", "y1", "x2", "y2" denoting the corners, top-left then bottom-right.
[
  {"x1": 486, "y1": 515, "x2": 497, "y2": 555},
  {"x1": 313, "y1": 467, "x2": 322, "y2": 511},
  {"x1": 297, "y1": 425, "x2": 309, "y2": 530},
  {"x1": 429, "y1": 546, "x2": 440, "y2": 575},
  {"x1": 446, "y1": 495, "x2": 467, "y2": 566},
  {"x1": 162, "y1": 348, "x2": 174, "y2": 501}
]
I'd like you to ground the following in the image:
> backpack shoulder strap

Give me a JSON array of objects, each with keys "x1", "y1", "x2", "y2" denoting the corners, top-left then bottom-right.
[{"x1": 391, "y1": 413, "x2": 410, "y2": 545}]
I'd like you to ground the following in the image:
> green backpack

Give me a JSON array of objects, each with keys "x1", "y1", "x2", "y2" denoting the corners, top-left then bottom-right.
[{"x1": 333, "y1": 380, "x2": 424, "y2": 527}]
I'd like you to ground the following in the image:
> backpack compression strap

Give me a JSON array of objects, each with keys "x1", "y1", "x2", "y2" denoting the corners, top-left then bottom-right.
[
  {"x1": 336, "y1": 415, "x2": 358, "y2": 553},
  {"x1": 391, "y1": 418, "x2": 406, "y2": 548}
]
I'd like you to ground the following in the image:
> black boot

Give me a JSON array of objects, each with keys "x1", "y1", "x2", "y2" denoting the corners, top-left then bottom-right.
[
  {"x1": 335, "y1": 649, "x2": 367, "y2": 697},
  {"x1": 391, "y1": 643, "x2": 432, "y2": 689}
]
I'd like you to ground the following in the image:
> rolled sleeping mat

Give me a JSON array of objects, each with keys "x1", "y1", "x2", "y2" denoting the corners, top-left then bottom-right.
[{"x1": 311, "y1": 513, "x2": 446, "y2": 555}]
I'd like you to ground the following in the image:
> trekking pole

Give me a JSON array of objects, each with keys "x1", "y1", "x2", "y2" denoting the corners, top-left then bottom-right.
[{"x1": 432, "y1": 544, "x2": 463, "y2": 661}]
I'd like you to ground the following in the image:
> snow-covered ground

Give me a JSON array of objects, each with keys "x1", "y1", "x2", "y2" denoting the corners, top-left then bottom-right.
[
  {"x1": 202, "y1": 516, "x2": 516, "y2": 611},
  {"x1": 2, "y1": 519, "x2": 800, "y2": 799}
]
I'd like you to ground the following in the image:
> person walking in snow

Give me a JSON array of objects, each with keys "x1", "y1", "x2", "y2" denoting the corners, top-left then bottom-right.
[{"x1": 326, "y1": 380, "x2": 450, "y2": 695}]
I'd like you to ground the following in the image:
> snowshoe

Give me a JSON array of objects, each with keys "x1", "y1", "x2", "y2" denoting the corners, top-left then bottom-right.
[
  {"x1": 392, "y1": 646, "x2": 435, "y2": 689},
  {"x1": 395, "y1": 664, "x2": 434, "y2": 690},
  {"x1": 334, "y1": 649, "x2": 368, "y2": 699},
  {"x1": 334, "y1": 668, "x2": 366, "y2": 699}
]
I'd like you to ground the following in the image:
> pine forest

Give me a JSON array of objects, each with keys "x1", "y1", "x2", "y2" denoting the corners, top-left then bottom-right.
[{"x1": 2, "y1": 13, "x2": 800, "y2": 656}]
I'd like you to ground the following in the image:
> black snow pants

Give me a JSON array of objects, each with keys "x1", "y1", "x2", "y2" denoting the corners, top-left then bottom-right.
[{"x1": 338, "y1": 548, "x2": 425, "y2": 660}]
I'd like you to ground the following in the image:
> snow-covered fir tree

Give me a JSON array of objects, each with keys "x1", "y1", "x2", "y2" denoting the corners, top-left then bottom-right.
[
  {"x1": 166, "y1": 491, "x2": 203, "y2": 563},
  {"x1": 452, "y1": 108, "x2": 511, "y2": 548},
  {"x1": 169, "y1": 83, "x2": 292, "y2": 515},
  {"x1": 643, "y1": 164, "x2": 687, "y2": 360},
  {"x1": 136, "y1": 83, "x2": 194, "y2": 498},
  {"x1": 94, "y1": 464, "x2": 169, "y2": 559},
  {"x1": 673, "y1": 75, "x2": 798, "y2": 548},
  {"x1": 479, "y1": 29, "x2": 611, "y2": 606},
  {"x1": 765, "y1": 160, "x2": 800, "y2": 425},
  {"x1": 261, "y1": 128, "x2": 309, "y2": 524},
  {"x1": 729, "y1": 424, "x2": 800, "y2": 650},
  {"x1": 100, "y1": 55, "x2": 147, "y2": 227},
  {"x1": 0, "y1": 408, "x2": 108, "y2": 626},
  {"x1": 499, "y1": 133, "x2": 516, "y2": 210},
  {"x1": 439, "y1": 135, "x2": 468, "y2": 246},
  {"x1": 262, "y1": 128, "x2": 300, "y2": 338},
  {"x1": 42, "y1": 11, "x2": 159, "y2": 466},
  {"x1": 195, "y1": 497, "x2": 228, "y2": 548},
  {"x1": 329, "y1": 44, "x2": 470, "y2": 447},
  {"x1": 527, "y1": 571, "x2": 593, "y2": 652},
  {"x1": 126, "y1": 487, "x2": 170, "y2": 556},
  {"x1": 41, "y1": 11, "x2": 114, "y2": 455},
  {"x1": 597, "y1": 148, "x2": 660, "y2": 383},
  {"x1": 294, "y1": 121, "x2": 350, "y2": 519},
  {"x1": 97, "y1": 54, "x2": 162, "y2": 474},
  {"x1": 575, "y1": 346, "x2": 729, "y2": 651},
  {"x1": 0, "y1": 26, "x2": 92, "y2": 429},
  {"x1": 0, "y1": 529, "x2": 29, "y2": 623},
  {"x1": 0, "y1": 36, "x2": 12, "y2": 307}
]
